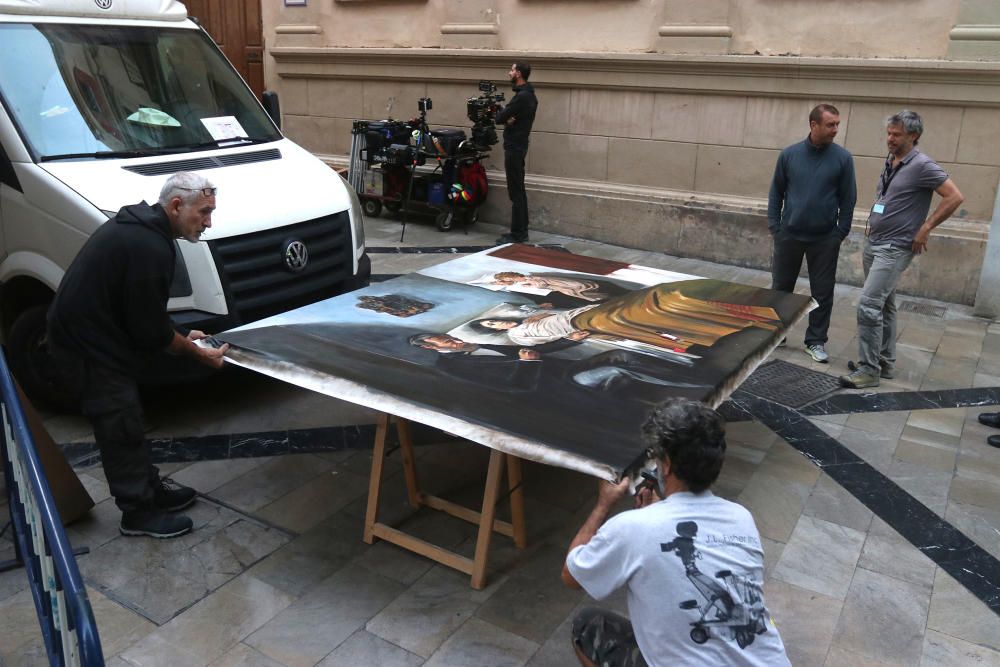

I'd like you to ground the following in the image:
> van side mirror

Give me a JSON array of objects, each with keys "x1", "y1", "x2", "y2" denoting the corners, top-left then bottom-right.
[{"x1": 262, "y1": 90, "x2": 281, "y2": 129}]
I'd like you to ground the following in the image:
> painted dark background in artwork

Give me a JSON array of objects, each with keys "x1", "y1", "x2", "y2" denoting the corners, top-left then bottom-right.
[{"x1": 218, "y1": 253, "x2": 813, "y2": 475}]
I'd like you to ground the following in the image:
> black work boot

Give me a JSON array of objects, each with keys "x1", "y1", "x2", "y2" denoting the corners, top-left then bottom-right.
[
  {"x1": 153, "y1": 477, "x2": 198, "y2": 512},
  {"x1": 120, "y1": 510, "x2": 193, "y2": 539}
]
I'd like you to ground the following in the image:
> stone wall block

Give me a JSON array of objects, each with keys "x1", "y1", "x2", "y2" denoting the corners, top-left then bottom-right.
[
  {"x1": 743, "y1": 98, "x2": 853, "y2": 150},
  {"x1": 531, "y1": 88, "x2": 572, "y2": 134},
  {"x1": 282, "y1": 115, "x2": 335, "y2": 155},
  {"x1": 425, "y1": 82, "x2": 478, "y2": 128},
  {"x1": 694, "y1": 145, "x2": 777, "y2": 198},
  {"x1": 731, "y1": 0, "x2": 959, "y2": 58},
  {"x1": 676, "y1": 208, "x2": 772, "y2": 268},
  {"x1": 893, "y1": 236, "x2": 985, "y2": 304},
  {"x1": 308, "y1": 79, "x2": 364, "y2": 119},
  {"x1": 940, "y1": 163, "x2": 1000, "y2": 221},
  {"x1": 956, "y1": 108, "x2": 1000, "y2": 167},
  {"x1": 281, "y1": 79, "x2": 309, "y2": 116},
  {"x1": 652, "y1": 93, "x2": 747, "y2": 146},
  {"x1": 527, "y1": 133, "x2": 609, "y2": 181},
  {"x1": 568, "y1": 89, "x2": 654, "y2": 139},
  {"x1": 329, "y1": 118, "x2": 356, "y2": 156},
  {"x1": 607, "y1": 139, "x2": 697, "y2": 191},
  {"x1": 361, "y1": 81, "x2": 429, "y2": 121}
]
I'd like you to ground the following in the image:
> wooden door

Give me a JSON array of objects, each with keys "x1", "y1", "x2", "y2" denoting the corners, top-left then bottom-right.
[{"x1": 184, "y1": 0, "x2": 264, "y2": 99}]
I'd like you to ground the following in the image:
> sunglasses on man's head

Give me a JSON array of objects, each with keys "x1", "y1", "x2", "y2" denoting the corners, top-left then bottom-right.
[{"x1": 178, "y1": 187, "x2": 218, "y2": 197}]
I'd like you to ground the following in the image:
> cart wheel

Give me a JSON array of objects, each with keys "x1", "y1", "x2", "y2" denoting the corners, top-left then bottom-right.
[
  {"x1": 436, "y1": 211, "x2": 455, "y2": 231},
  {"x1": 736, "y1": 630, "x2": 753, "y2": 649},
  {"x1": 362, "y1": 198, "x2": 382, "y2": 218},
  {"x1": 464, "y1": 208, "x2": 480, "y2": 226},
  {"x1": 690, "y1": 627, "x2": 709, "y2": 645},
  {"x1": 384, "y1": 200, "x2": 402, "y2": 214}
]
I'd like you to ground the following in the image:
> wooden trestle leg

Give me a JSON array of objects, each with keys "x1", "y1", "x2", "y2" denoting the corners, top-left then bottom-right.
[{"x1": 362, "y1": 414, "x2": 527, "y2": 589}]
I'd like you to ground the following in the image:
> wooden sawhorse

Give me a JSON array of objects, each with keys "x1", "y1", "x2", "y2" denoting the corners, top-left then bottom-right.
[{"x1": 363, "y1": 414, "x2": 527, "y2": 589}]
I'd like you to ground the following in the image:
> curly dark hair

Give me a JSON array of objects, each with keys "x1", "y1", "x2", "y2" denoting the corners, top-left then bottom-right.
[{"x1": 641, "y1": 399, "x2": 726, "y2": 493}]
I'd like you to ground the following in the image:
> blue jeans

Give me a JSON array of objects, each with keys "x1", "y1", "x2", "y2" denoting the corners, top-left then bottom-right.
[{"x1": 856, "y1": 240, "x2": 913, "y2": 372}]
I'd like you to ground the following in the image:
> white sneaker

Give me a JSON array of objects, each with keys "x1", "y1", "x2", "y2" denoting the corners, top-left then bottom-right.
[{"x1": 806, "y1": 344, "x2": 829, "y2": 363}]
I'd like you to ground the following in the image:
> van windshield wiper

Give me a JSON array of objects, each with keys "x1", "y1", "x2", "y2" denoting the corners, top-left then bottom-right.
[
  {"x1": 39, "y1": 138, "x2": 275, "y2": 162},
  {"x1": 159, "y1": 137, "x2": 274, "y2": 152},
  {"x1": 40, "y1": 149, "x2": 167, "y2": 162}
]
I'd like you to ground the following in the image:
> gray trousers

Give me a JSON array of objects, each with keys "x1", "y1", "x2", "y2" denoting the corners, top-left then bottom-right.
[
  {"x1": 572, "y1": 607, "x2": 648, "y2": 667},
  {"x1": 856, "y1": 240, "x2": 913, "y2": 372}
]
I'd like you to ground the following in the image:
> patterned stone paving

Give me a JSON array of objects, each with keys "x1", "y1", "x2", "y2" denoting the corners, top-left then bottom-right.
[{"x1": 2, "y1": 216, "x2": 999, "y2": 666}]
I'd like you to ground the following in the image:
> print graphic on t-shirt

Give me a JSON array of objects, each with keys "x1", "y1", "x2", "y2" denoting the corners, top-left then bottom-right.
[{"x1": 661, "y1": 521, "x2": 769, "y2": 650}]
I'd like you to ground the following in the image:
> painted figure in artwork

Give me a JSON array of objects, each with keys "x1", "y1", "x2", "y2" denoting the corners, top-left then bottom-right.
[
  {"x1": 490, "y1": 271, "x2": 634, "y2": 303},
  {"x1": 470, "y1": 282, "x2": 782, "y2": 353}
]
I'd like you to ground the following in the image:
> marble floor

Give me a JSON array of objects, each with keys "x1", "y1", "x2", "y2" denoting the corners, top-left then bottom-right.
[{"x1": 2, "y1": 213, "x2": 1000, "y2": 666}]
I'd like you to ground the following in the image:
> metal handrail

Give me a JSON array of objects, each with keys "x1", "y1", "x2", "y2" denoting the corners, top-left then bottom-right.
[{"x1": 0, "y1": 349, "x2": 104, "y2": 666}]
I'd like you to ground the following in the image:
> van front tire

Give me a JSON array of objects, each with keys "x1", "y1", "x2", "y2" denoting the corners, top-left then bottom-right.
[{"x1": 7, "y1": 304, "x2": 78, "y2": 413}]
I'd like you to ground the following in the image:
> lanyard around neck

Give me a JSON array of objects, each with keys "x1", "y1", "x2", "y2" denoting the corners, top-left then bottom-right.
[{"x1": 878, "y1": 153, "x2": 907, "y2": 197}]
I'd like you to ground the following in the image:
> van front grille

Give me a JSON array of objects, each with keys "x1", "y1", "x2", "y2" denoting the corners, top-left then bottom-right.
[{"x1": 208, "y1": 211, "x2": 353, "y2": 324}]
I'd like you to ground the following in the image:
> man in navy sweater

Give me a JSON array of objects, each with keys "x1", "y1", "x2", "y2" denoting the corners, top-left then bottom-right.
[{"x1": 767, "y1": 104, "x2": 857, "y2": 364}]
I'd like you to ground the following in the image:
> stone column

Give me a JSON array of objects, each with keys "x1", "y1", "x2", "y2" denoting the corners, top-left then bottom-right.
[
  {"x1": 440, "y1": 0, "x2": 500, "y2": 50},
  {"x1": 948, "y1": 0, "x2": 1000, "y2": 60},
  {"x1": 974, "y1": 176, "x2": 1000, "y2": 318},
  {"x1": 655, "y1": 0, "x2": 732, "y2": 54}
]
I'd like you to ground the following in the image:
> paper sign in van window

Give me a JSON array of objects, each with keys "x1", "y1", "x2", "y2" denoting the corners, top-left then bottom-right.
[{"x1": 200, "y1": 116, "x2": 248, "y2": 141}]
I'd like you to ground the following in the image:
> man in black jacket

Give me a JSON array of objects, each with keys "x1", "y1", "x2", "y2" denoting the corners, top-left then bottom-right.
[
  {"x1": 496, "y1": 62, "x2": 538, "y2": 244},
  {"x1": 47, "y1": 172, "x2": 229, "y2": 539},
  {"x1": 768, "y1": 104, "x2": 857, "y2": 364}
]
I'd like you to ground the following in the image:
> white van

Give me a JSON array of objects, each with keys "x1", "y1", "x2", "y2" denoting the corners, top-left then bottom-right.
[{"x1": 0, "y1": 0, "x2": 370, "y2": 407}]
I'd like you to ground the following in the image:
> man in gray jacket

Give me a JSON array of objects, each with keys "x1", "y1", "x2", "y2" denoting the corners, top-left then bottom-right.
[{"x1": 768, "y1": 104, "x2": 857, "y2": 363}]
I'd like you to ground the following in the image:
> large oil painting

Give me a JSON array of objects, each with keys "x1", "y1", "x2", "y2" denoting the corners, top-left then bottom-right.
[{"x1": 216, "y1": 245, "x2": 814, "y2": 479}]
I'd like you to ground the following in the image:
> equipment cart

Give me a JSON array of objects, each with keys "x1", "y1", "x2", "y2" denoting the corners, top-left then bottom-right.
[{"x1": 347, "y1": 97, "x2": 494, "y2": 234}]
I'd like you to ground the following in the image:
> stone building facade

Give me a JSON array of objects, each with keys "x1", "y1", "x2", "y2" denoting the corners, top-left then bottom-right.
[{"x1": 260, "y1": 0, "x2": 1000, "y2": 311}]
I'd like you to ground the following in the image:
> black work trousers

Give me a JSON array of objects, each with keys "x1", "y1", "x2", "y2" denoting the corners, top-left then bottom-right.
[
  {"x1": 770, "y1": 230, "x2": 842, "y2": 346},
  {"x1": 50, "y1": 345, "x2": 158, "y2": 513},
  {"x1": 504, "y1": 148, "x2": 529, "y2": 240}
]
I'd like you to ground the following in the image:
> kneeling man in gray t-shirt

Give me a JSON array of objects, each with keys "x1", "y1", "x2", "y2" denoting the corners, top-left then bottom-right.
[{"x1": 562, "y1": 399, "x2": 790, "y2": 667}]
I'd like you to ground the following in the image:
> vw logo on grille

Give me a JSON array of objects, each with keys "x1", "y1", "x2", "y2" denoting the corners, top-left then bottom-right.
[
  {"x1": 283, "y1": 239, "x2": 309, "y2": 273},
  {"x1": 94, "y1": 0, "x2": 113, "y2": 9}
]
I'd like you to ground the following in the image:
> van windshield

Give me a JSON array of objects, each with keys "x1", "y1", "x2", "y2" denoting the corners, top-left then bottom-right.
[{"x1": 0, "y1": 23, "x2": 281, "y2": 161}]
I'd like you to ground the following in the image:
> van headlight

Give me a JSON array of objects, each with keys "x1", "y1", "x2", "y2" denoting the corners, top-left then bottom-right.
[{"x1": 340, "y1": 174, "x2": 366, "y2": 252}]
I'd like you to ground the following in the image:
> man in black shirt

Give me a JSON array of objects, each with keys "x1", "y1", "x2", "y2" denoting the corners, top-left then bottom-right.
[
  {"x1": 48, "y1": 172, "x2": 229, "y2": 539},
  {"x1": 495, "y1": 62, "x2": 538, "y2": 244}
]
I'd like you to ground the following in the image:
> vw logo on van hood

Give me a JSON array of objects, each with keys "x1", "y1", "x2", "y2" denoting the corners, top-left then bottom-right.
[
  {"x1": 283, "y1": 239, "x2": 309, "y2": 273},
  {"x1": 94, "y1": 0, "x2": 113, "y2": 9}
]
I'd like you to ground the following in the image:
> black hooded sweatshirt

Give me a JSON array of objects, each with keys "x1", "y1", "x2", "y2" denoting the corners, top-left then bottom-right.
[{"x1": 48, "y1": 202, "x2": 179, "y2": 376}]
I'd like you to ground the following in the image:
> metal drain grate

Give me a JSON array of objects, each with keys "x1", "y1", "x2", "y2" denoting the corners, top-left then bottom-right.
[
  {"x1": 739, "y1": 359, "x2": 842, "y2": 408},
  {"x1": 899, "y1": 300, "x2": 946, "y2": 318}
]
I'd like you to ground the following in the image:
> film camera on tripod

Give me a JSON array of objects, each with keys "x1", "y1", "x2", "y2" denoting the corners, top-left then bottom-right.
[{"x1": 466, "y1": 80, "x2": 505, "y2": 149}]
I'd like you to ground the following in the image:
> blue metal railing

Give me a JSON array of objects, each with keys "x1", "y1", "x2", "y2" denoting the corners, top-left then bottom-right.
[{"x1": 0, "y1": 350, "x2": 104, "y2": 666}]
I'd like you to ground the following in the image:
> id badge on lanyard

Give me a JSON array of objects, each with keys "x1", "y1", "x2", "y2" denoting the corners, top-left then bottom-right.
[{"x1": 871, "y1": 155, "x2": 903, "y2": 219}]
